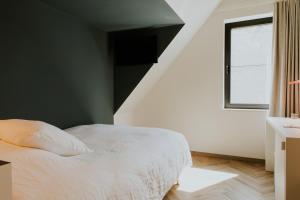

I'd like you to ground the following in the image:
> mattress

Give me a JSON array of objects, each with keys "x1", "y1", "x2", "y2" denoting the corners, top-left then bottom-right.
[{"x1": 0, "y1": 124, "x2": 192, "y2": 200}]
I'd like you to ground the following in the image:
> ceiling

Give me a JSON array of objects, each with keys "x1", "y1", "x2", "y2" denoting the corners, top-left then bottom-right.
[{"x1": 40, "y1": 0, "x2": 184, "y2": 31}]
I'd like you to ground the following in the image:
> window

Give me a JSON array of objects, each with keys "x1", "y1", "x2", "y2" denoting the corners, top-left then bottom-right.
[{"x1": 224, "y1": 17, "x2": 273, "y2": 109}]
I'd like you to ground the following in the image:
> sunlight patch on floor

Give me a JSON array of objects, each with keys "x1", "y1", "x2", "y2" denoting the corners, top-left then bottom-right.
[{"x1": 177, "y1": 167, "x2": 238, "y2": 193}]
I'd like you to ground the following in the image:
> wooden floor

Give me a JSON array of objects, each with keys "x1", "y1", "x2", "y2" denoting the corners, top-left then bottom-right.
[{"x1": 164, "y1": 154, "x2": 274, "y2": 200}]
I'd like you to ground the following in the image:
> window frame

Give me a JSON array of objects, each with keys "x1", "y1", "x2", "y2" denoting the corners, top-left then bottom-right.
[{"x1": 224, "y1": 17, "x2": 273, "y2": 110}]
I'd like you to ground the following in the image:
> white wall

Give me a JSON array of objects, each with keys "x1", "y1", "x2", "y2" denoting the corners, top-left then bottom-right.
[
  {"x1": 115, "y1": 0, "x2": 221, "y2": 114},
  {"x1": 115, "y1": 0, "x2": 274, "y2": 159}
]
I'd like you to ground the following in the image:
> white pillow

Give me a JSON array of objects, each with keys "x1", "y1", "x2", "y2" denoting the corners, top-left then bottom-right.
[{"x1": 0, "y1": 119, "x2": 93, "y2": 156}]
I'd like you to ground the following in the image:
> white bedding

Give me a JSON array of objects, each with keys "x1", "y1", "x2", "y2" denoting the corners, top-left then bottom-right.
[{"x1": 0, "y1": 124, "x2": 192, "y2": 200}]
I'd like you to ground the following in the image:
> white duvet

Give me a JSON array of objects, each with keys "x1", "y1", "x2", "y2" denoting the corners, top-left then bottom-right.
[{"x1": 0, "y1": 124, "x2": 192, "y2": 200}]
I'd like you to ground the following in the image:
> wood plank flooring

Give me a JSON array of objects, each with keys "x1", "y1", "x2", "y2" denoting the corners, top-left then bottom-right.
[{"x1": 164, "y1": 154, "x2": 274, "y2": 200}]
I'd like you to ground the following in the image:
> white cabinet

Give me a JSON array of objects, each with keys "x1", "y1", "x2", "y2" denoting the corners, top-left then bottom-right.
[
  {"x1": 0, "y1": 161, "x2": 11, "y2": 200},
  {"x1": 266, "y1": 117, "x2": 300, "y2": 200},
  {"x1": 274, "y1": 133, "x2": 285, "y2": 200}
]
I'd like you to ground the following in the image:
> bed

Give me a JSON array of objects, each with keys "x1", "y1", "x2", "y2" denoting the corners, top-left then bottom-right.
[{"x1": 0, "y1": 124, "x2": 192, "y2": 200}]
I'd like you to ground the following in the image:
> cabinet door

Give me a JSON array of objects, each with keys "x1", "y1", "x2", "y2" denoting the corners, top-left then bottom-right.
[
  {"x1": 275, "y1": 133, "x2": 286, "y2": 200},
  {"x1": 0, "y1": 163, "x2": 12, "y2": 200}
]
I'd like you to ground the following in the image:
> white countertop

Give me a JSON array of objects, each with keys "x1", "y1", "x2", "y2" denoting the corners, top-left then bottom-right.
[{"x1": 267, "y1": 117, "x2": 300, "y2": 139}]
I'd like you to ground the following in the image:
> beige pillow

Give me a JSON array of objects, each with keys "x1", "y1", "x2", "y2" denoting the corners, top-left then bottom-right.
[{"x1": 0, "y1": 119, "x2": 92, "y2": 156}]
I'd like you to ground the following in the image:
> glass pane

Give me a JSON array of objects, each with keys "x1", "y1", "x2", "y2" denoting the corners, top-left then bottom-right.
[{"x1": 230, "y1": 23, "x2": 273, "y2": 105}]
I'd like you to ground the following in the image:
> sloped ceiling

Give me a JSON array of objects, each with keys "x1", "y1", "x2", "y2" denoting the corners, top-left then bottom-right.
[
  {"x1": 40, "y1": 0, "x2": 183, "y2": 31},
  {"x1": 115, "y1": 0, "x2": 222, "y2": 118},
  {"x1": 40, "y1": 0, "x2": 222, "y2": 119}
]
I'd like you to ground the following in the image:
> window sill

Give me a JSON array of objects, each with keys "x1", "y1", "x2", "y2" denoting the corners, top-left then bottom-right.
[{"x1": 223, "y1": 107, "x2": 269, "y2": 112}]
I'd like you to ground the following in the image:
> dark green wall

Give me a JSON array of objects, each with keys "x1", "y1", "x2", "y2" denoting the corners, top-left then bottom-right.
[{"x1": 0, "y1": 0, "x2": 113, "y2": 128}]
